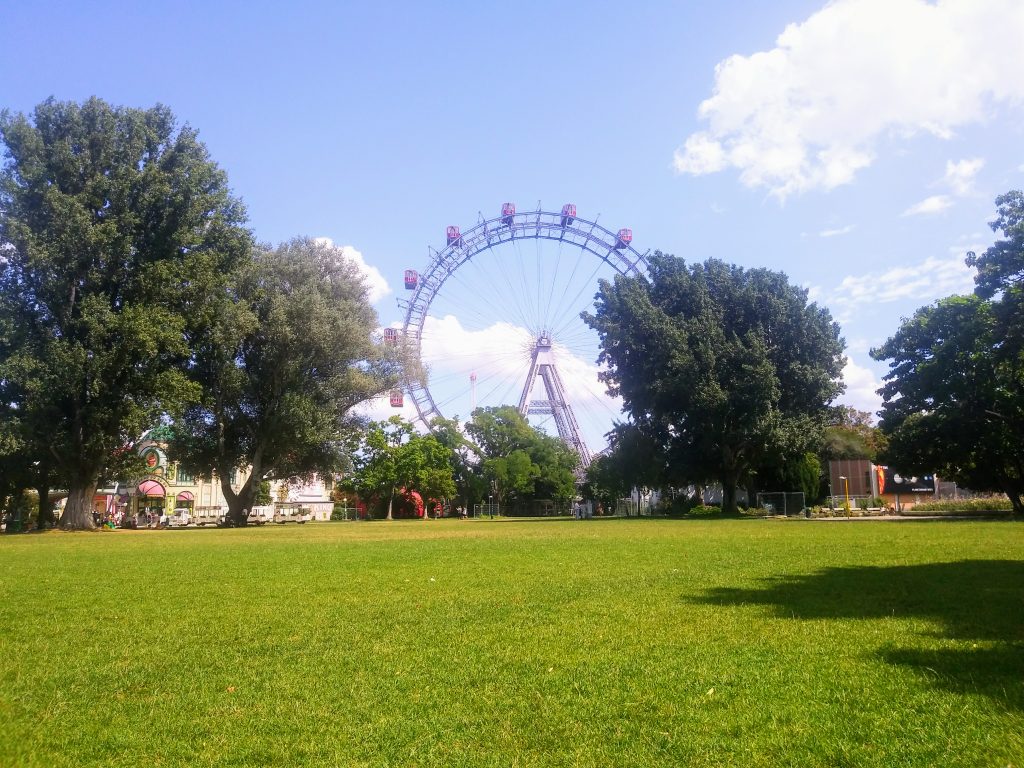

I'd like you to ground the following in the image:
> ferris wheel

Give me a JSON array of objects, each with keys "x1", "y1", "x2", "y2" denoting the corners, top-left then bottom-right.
[{"x1": 391, "y1": 203, "x2": 648, "y2": 466}]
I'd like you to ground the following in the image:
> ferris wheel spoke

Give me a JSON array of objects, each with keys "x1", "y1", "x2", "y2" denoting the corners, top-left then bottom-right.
[
  {"x1": 542, "y1": 235, "x2": 577, "y2": 333},
  {"x1": 401, "y1": 208, "x2": 646, "y2": 460},
  {"x1": 511, "y1": 235, "x2": 542, "y2": 331},
  {"x1": 464, "y1": 248, "x2": 536, "y2": 332},
  {"x1": 548, "y1": 259, "x2": 607, "y2": 341},
  {"x1": 432, "y1": 266, "x2": 530, "y2": 332}
]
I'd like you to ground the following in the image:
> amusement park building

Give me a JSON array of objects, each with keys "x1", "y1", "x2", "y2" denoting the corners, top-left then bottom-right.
[
  {"x1": 827, "y1": 458, "x2": 940, "y2": 508},
  {"x1": 91, "y1": 428, "x2": 334, "y2": 522}
]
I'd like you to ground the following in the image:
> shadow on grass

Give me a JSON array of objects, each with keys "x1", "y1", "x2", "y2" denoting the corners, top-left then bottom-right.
[{"x1": 696, "y1": 560, "x2": 1024, "y2": 708}]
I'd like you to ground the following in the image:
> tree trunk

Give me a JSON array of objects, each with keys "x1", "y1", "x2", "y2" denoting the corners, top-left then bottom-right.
[
  {"x1": 221, "y1": 472, "x2": 254, "y2": 526},
  {"x1": 1007, "y1": 489, "x2": 1023, "y2": 516},
  {"x1": 35, "y1": 479, "x2": 52, "y2": 530},
  {"x1": 60, "y1": 482, "x2": 98, "y2": 530},
  {"x1": 720, "y1": 472, "x2": 740, "y2": 515},
  {"x1": 386, "y1": 482, "x2": 395, "y2": 520}
]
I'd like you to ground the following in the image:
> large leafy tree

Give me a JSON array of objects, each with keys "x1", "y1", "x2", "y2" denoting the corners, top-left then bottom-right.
[
  {"x1": 871, "y1": 295, "x2": 1023, "y2": 513},
  {"x1": 582, "y1": 423, "x2": 662, "y2": 514},
  {"x1": 821, "y1": 406, "x2": 888, "y2": 461},
  {"x1": 967, "y1": 190, "x2": 1024, "y2": 366},
  {"x1": 966, "y1": 190, "x2": 1024, "y2": 300},
  {"x1": 169, "y1": 237, "x2": 403, "y2": 524},
  {"x1": 430, "y1": 416, "x2": 488, "y2": 511},
  {"x1": 0, "y1": 98, "x2": 249, "y2": 528},
  {"x1": 466, "y1": 406, "x2": 578, "y2": 505},
  {"x1": 584, "y1": 254, "x2": 845, "y2": 513},
  {"x1": 874, "y1": 193, "x2": 1024, "y2": 514},
  {"x1": 349, "y1": 417, "x2": 456, "y2": 520}
]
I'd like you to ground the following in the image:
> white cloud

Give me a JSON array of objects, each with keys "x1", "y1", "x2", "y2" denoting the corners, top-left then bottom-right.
[
  {"x1": 943, "y1": 157, "x2": 985, "y2": 195},
  {"x1": 313, "y1": 237, "x2": 391, "y2": 303},
  {"x1": 674, "y1": 0, "x2": 1024, "y2": 197},
  {"x1": 845, "y1": 337, "x2": 872, "y2": 355},
  {"x1": 902, "y1": 195, "x2": 953, "y2": 217},
  {"x1": 374, "y1": 314, "x2": 623, "y2": 450},
  {"x1": 819, "y1": 224, "x2": 855, "y2": 237},
  {"x1": 829, "y1": 251, "x2": 977, "y2": 323},
  {"x1": 837, "y1": 357, "x2": 883, "y2": 416}
]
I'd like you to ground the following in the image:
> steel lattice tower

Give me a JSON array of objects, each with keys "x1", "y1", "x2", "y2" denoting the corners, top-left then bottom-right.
[{"x1": 517, "y1": 333, "x2": 592, "y2": 469}]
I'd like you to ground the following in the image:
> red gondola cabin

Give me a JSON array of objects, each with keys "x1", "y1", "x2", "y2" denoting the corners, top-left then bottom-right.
[
  {"x1": 615, "y1": 228, "x2": 632, "y2": 248},
  {"x1": 446, "y1": 226, "x2": 462, "y2": 247},
  {"x1": 501, "y1": 202, "x2": 515, "y2": 226},
  {"x1": 404, "y1": 270, "x2": 418, "y2": 290},
  {"x1": 389, "y1": 390, "x2": 404, "y2": 408},
  {"x1": 560, "y1": 203, "x2": 576, "y2": 227},
  {"x1": 384, "y1": 328, "x2": 398, "y2": 345}
]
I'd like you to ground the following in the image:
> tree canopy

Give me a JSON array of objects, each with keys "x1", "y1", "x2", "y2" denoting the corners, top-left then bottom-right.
[
  {"x1": 464, "y1": 406, "x2": 578, "y2": 507},
  {"x1": 820, "y1": 406, "x2": 888, "y2": 462},
  {"x1": 168, "y1": 237, "x2": 403, "y2": 523},
  {"x1": 0, "y1": 97, "x2": 249, "y2": 528},
  {"x1": 347, "y1": 417, "x2": 456, "y2": 519},
  {"x1": 874, "y1": 192, "x2": 1024, "y2": 514},
  {"x1": 583, "y1": 254, "x2": 845, "y2": 513}
]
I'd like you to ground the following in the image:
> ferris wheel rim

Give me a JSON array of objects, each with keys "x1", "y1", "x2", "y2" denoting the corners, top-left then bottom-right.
[{"x1": 397, "y1": 206, "x2": 648, "y2": 434}]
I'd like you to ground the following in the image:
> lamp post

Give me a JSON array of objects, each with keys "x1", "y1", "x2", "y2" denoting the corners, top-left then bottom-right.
[{"x1": 839, "y1": 475, "x2": 850, "y2": 515}]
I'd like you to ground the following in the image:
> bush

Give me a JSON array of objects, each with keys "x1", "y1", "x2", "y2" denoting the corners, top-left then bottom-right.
[
  {"x1": 906, "y1": 497, "x2": 1014, "y2": 514},
  {"x1": 689, "y1": 504, "x2": 721, "y2": 516}
]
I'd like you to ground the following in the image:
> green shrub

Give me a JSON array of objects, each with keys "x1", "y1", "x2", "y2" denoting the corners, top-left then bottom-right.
[
  {"x1": 689, "y1": 504, "x2": 721, "y2": 516},
  {"x1": 907, "y1": 497, "x2": 1013, "y2": 513}
]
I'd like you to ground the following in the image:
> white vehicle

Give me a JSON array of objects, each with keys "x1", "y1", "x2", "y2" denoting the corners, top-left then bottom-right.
[
  {"x1": 247, "y1": 506, "x2": 274, "y2": 526},
  {"x1": 193, "y1": 506, "x2": 225, "y2": 527},
  {"x1": 167, "y1": 507, "x2": 192, "y2": 528},
  {"x1": 274, "y1": 503, "x2": 312, "y2": 524}
]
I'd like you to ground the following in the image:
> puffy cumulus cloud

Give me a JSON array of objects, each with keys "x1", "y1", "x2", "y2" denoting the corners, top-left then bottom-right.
[
  {"x1": 944, "y1": 157, "x2": 985, "y2": 196},
  {"x1": 399, "y1": 314, "x2": 623, "y2": 449},
  {"x1": 674, "y1": 0, "x2": 1024, "y2": 198},
  {"x1": 313, "y1": 237, "x2": 391, "y2": 304},
  {"x1": 838, "y1": 356, "x2": 883, "y2": 415},
  {"x1": 902, "y1": 195, "x2": 953, "y2": 217},
  {"x1": 829, "y1": 250, "x2": 979, "y2": 322},
  {"x1": 420, "y1": 315, "x2": 534, "y2": 378}
]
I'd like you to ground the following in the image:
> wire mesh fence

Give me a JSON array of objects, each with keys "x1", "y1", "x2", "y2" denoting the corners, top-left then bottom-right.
[{"x1": 755, "y1": 492, "x2": 806, "y2": 516}]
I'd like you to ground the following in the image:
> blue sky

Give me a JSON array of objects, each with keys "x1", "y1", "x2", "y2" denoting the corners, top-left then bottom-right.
[{"x1": 4, "y1": 0, "x2": 1023, "y2": 445}]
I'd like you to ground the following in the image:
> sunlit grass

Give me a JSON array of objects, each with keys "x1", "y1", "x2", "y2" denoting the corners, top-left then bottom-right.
[{"x1": 1, "y1": 518, "x2": 1021, "y2": 766}]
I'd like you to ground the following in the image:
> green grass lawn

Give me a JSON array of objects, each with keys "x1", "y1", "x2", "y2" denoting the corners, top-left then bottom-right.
[{"x1": 1, "y1": 518, "x2": 1022, "y2": 767}]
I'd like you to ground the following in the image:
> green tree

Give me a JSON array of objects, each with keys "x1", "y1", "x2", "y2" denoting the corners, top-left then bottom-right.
[
  {"x1": 874, "y1": 193, "x2": 1024, "y2": 515},
  {"x1": 871, "y1": 295, "x2": 1023, "y2": 514},
  {"x1": 966, "y1": 190, "x2": 1024, "y2": 301},
  {"x1": 583, "y1": 254, "x2": 845, "y2": 514},
  {"x1": 430, "y1": 416, "x2": 488, "y2": 511},
  {"x1": 821, "y1": 406, "x2": 888, "y2": 461},
  {"x1": 581, "y1": 423, "x2": 663, "y2": 514},
  {"x1": 351, "y1": 417, "x2": 455, "y2": 519},
  {"x1": 0, "y1": 98, "x2": 248, "y2": 528},
  {"x1": 169, "y1": 238, "x2": 402, "y2": 524},
  {"x1": 466, "y1": 406, "x2": 578, "y2": 507}
]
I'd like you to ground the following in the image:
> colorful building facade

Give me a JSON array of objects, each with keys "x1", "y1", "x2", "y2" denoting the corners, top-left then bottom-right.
[{"x1": 91, "y1": 428, "x2": 333, "y2": 524}]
